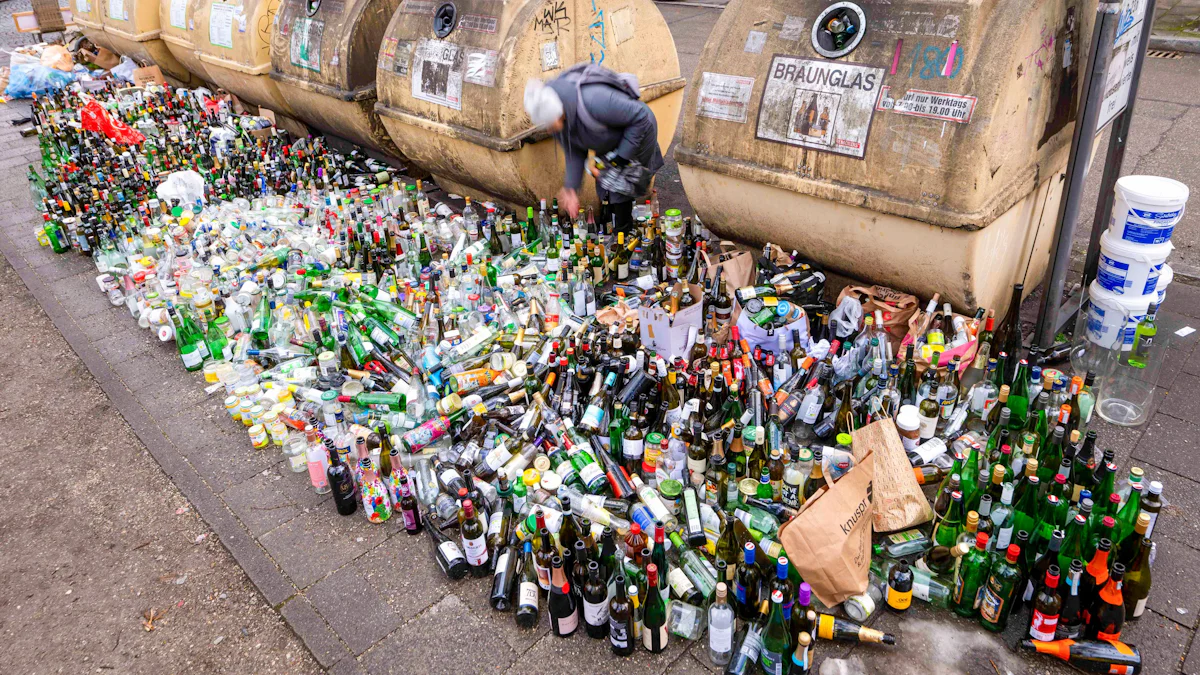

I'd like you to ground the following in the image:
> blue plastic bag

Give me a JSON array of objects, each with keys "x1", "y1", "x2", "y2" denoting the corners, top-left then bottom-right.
[{"x1": 5, "y1": 56, "x2": 77, "y2": 99}]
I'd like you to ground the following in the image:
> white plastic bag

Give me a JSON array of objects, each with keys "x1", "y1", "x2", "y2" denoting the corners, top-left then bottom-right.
[
  {"x1": 156, "y1": 170, "x2": 207, "y2": 206},
  {"x1": 111, "y1": 56, "x2": 138, "y2": 83},
  {"x1": 828, "y1": 295, "x2": 863, "y2": 340}
]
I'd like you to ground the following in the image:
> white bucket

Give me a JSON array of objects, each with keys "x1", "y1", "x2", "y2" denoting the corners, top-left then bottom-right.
[
  {"x1": 1156, "y1": 263, "x2": 1174, "y2": 306},
  {"x1": 1110, "y1": 175, "x2": 1189, "y2": 245},
  {"x1": 1096, "y1": 229, "x2": 1172, "y2": 296},
  {"x1": 1087, "y1": 281, "x2": 1155, "y2": 351}
]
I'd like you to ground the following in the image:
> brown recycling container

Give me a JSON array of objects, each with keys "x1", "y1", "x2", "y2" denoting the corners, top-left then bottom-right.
[
  {"x1": 186, "y1": 0, "x2": 295, "y2": 116},
  {"x1": 72, "y1": 0, "x2": 114, "y2": 53},
  {"x1": 270, "y1": 0, "x2": 403, "y2": 154},
  {"x1": 374, "y1": 0, "x2": 685, "y2": 208},
  {"x1": 676, "y1": 0, "x2": 1096, "y2": 312},
  {"x1": 159, "y1": 0, "x2": 214, "y2": 84},
  {"x1": 95, "y1": 0, "x2": 200, "y2": 84}
]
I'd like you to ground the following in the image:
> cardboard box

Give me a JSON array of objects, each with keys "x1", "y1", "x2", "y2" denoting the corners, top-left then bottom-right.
[
  {"x1": 637, "y1": 283, "x2": 704, "y2": 359},
  {"x1": 132, "y1": 65, "x2": 166, "y2": 87},
  {"x1": 80, "y1": 46, "x2": 119, "y2": 71}
]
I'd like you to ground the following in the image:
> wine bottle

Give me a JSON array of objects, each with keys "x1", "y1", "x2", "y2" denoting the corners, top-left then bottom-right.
[
  {"x1": 608, "y1": 575, "x2": 635, "y2": 656},
  {"x1": 425, "y1": 513, "x2": 469, "y2": 580},
  {"x1": 549, "y1": 555, "x2": 580, "y2": 637},
  {"x1": 515, "y1": 540, "x2": 541, "y2": 628},
  {"x1": 582, "y1": 560, "x2": 610, "y2": 638},
  {"x1": 642, "y1": 563, "x2": 669, "y2": 653},
  {"x1": 490, "y1": 531, "x2": 517, "y2": 611},
  {"x1": 461, "y1": 499, "x2": 490, "y2": 577}
]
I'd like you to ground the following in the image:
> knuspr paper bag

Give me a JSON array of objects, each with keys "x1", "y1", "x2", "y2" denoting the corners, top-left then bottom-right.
[
  {"x1": 780, "y1": 452, "x2": 874, "y2": 607},
  {"x1": 851, "y1": 418, "x2": 934, "y2": 532}
]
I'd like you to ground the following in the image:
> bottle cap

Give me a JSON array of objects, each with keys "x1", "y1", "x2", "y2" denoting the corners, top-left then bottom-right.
[
  {"x1": 1006, "y1": 544, "x2": 1021, "y2": 562},
  {"x1": 975, "y1": 532, "x2": 989, "y2": 549}
]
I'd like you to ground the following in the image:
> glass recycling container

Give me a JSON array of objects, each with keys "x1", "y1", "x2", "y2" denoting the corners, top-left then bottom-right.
[
  {"x1": 374, "y1": 0, "x2": 686, "y2": 208},
  {"x1": 94, "y1": 0, "x2": 202, "y2": 84},
  {"x1": 269, "y1": 0, "x2": 405, "y2": 155},
  {"x1": 676, "y1": 0, "x2": 1099, "y2": 314}
]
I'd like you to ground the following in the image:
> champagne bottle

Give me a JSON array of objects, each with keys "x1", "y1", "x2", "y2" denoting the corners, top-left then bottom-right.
[
  {"x1": 814, "y1": 613, "x2": 896, "y2": 644},
  {"x1": 549, "y1": 555, "x2": 580, "y2": 637},
  {"x1": 1020, "y1": 638, "x2": 1142, "y2": 674}
]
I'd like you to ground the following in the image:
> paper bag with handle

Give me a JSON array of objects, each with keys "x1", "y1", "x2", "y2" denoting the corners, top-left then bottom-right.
[
  {"x1": 779, "y1": 452, "x2": 874, "y2": 608},
  {"x1": 851, "y1": 418, "x2": 934, "y2": 532},
  {"x1": 836, "y1": 284, "x2": 918, "y2": 353}
]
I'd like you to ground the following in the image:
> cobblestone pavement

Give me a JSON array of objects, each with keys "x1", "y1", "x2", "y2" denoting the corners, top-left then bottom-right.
[{"x1": 2, "y1": 3, "x2": 1200, "y2": 674}]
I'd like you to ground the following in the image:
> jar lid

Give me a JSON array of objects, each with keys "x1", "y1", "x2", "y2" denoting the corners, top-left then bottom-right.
[
  {"x1": 660, "y1": 479, "x2": 683, "y2": 498},
  {"x1": 896, "y1": 405, "x2": 920, "y2": 431}
]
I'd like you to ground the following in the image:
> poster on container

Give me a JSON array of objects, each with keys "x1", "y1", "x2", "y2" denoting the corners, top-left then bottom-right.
[
  {"x1": 756, "y1": 55, "x2": 884, "y2": 159},
  {"x1": 289, "y1": 17, "x2": 323, "y2": 72},
  {"x1": 412, "y1": 38, "x2": 465, "y2": 110}
]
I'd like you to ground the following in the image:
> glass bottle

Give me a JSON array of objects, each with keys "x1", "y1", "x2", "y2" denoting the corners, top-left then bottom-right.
[
  {"x1": 515, "y1": 540, "x2": 541, "y2": 628},
  {"x1": 1029, "y1": 565, "x2": 1063, "y2": 641},
  {"x1": 760, "y1": 590, "x2": 791, "y2": 675},
  {"x1": 979, "y1": 544, "x2": 1023, "y2": 632},
  {"x1": 642, "y1": 563, "x2": 669, "y2": 653},
  {"x1": 953, "y1": 534, "x2": 990, "y2": 618},
  {"x1": 708, "y1": 582, "x2": 736, "y2": 666},
  {"x1": 549, "y1": 555, "x2": 580, "y2": 637},
  {"x1": 1122, "y1": 538, "x2": 1152, "y2": 620},
  {"x1": 1087, "y1": 563, "x2": 1126, "y2": 641}
]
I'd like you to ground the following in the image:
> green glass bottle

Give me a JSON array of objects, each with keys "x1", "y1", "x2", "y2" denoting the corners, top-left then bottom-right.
[
  {"x1": 953, "y1": 534, "x2": 991, "y2": 618},
  {"x1": 760, "y1": 590, "x2": 791, "y2": 675},
  {"x1": 933, "y1": 491, "x2": 965, "y2": 549},
  {"x1": 1008, "y1": 359, "x2": 1032, "y2": 428},
  {"x1": 1126, "y1": 303, "x2": 1158, "y2": 368},
  {"x1": 979, "y1": 544, "x2": 1023, "y2": 632}
]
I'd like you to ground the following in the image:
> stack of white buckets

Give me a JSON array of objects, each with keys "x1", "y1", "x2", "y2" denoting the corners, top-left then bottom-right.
[{"x1": 1087, "y1": 175, "x2": 1190, "y2": 351}]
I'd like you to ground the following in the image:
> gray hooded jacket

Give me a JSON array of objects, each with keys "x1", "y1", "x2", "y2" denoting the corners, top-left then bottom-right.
[{"x1": 545, "y1": 66, "x2": 663, "y2": 199}]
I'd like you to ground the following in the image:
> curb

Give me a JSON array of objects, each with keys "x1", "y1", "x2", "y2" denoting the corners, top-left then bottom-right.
[
  {"x1": 1149, "y1": 33, "x2": 1200, "y2": 53},
  {"x1": 0, "y1": 225, "x2": 352, "y2": 670}
]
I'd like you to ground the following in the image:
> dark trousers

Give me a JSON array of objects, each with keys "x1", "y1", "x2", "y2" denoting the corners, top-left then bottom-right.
[{"x1": 609, "y1": 199, "x2": 634, "y2": 236}]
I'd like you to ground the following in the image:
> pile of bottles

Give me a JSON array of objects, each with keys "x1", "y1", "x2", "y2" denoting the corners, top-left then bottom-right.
[{"x1": 27, "y1": 80, "x2": 1159, "y2": 675}]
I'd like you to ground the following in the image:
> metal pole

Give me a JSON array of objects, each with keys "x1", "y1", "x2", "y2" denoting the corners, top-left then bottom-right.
[
  {"x1": 1083, "y1": 0, "x2": 1158, "y2": 286},
  {"x1": 1034, "y1": 0, "x2": 1122, "y2": 348}
]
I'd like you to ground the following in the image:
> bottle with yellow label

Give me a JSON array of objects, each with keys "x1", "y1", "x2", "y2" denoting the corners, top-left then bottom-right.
[{"x1": 886, "y1": 561, "x2": 914, "y2": 613}]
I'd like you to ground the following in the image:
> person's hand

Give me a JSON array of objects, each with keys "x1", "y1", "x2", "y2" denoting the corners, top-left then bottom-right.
[
  {"x1": 588, "y1": 164, "x2": 601, "y2": 180},
  {"x1": 558, "y1": 187, "x2": 580, "y2": 216}
]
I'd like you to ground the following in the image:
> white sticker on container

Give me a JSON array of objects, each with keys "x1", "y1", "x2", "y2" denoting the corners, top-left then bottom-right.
[
  {"x1": 210, "y1": 3, "x2": 237, "y2": 49},
  {"x1": 780, "y1": 15, "x2": 807, "y2": 41},
  {"x1": 696, "y1": 72, "x2": 755, "y2": 124},
  {"x1": 744, "y1": 30, "x2": 768, "y2": 53},
  {"x1": 464, "y1": 48, "x2": 499, "y2": 88},
  {"x1": 169, "y1": 0, "x2": 187, "y2": 29},
  {"x1": 540, "y1": 41, "x2": 560, "y2": 72}
]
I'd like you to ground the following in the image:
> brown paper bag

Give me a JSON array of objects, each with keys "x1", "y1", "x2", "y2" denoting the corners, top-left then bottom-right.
[
  {"x1": 836, "y1": 284, "x2": 918, "y2": 353},
  {"x1": 779, "y1": 452, "x2": 875, "y2": 607},
  {"x1": 132, "y1": 65, "x2": 166, "y2": 86},
  {"x1": 851, "y1": 418, "x2": 933, "y2": 532}
]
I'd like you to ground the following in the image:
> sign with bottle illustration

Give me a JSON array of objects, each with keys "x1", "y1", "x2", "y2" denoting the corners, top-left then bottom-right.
[
  {"x1": 756, "y1": 56, "x2": 884, "y2": 159},
  {"x1": 289, "y1": 17, "x2": 323, "y2": 72},
  {"x1": 412, "y1": 38, "x2": 465, "y2": 110}
]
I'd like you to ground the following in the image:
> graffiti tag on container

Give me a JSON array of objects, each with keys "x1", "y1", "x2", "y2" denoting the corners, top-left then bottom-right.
[{"x1": 534, "y1": 0, "x2": 571, "y2": 35}]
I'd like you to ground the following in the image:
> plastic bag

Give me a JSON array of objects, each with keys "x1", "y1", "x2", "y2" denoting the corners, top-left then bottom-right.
[
  {"x1": 156, "y1": 170, "x2": 207, "y2": 206},
  {"x1": 5, "y1": 55, "x2": 77, "y2": 99},
  {"x1": 111, "y1": 56, "x2": 138, "y2": 83},
  {"x1": 828, "y1": 295, "x2": 863, "y2": 340},
  {"x1": 80, "y1": 99, "x2": 145, "y2": 144}
]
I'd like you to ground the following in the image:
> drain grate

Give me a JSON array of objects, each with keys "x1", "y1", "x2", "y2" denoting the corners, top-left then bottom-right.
[{"x1": 1147, "y1": 49, "x2": 1183, "y2": 59}]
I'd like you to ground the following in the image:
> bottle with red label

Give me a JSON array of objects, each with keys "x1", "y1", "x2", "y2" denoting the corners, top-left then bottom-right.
[
  {"x1": 1029, "y1": 565, "x2": 1062, "y2": 641},
  {"x1": 1087, "y1": 563, "x2": 1126, "y2": 641}
]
